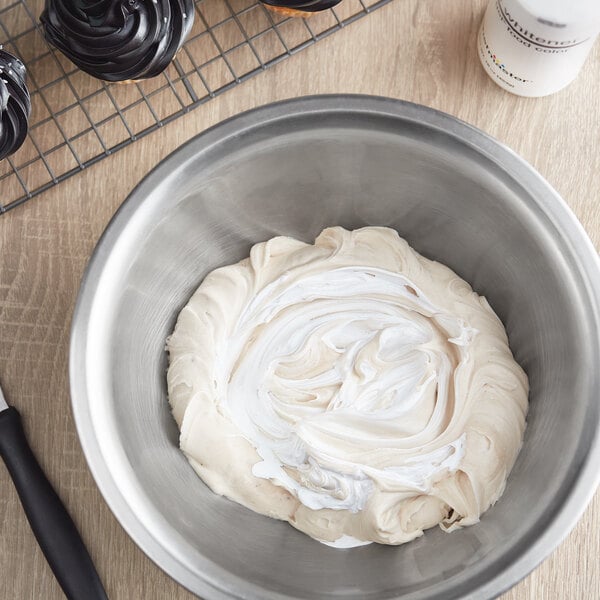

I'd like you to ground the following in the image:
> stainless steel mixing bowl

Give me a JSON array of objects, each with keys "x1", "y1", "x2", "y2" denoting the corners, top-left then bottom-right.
[{"x1": 70, "y1": 95, "x2": 600, "y2": 600}]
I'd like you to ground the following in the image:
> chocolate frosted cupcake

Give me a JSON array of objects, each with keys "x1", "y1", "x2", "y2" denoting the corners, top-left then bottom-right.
[
  {"x1": 40, "y1": 0, "x2": 194, "y2": 82},
  {"x1": 261, "y1": 0, "x2": 342, "y2": 17},
  {"x1": 0, "y1": 49, "x2": 31, "y2": 161}
]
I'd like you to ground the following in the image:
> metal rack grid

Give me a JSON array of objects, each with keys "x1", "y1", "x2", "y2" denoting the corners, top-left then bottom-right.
[{"x1": 0, "y1": 0, "x2": 392, "y2": 213}]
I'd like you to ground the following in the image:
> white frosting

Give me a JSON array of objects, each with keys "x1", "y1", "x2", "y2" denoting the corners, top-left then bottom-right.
[{"x1": 167, "y1": 227, "x2": 528, "y2": 547}]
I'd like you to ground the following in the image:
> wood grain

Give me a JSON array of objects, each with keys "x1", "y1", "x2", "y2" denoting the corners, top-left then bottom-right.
[{"x1": 1, "y1": 0, "x2": 599, "y2": 598}]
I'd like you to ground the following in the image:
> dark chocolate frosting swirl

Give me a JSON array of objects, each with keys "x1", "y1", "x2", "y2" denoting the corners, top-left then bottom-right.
[
  {"x1": 0, "y1": 49, "x2": 31, "y2": 161},
  {"x1": 40, "y1": 0, "x2": 194, "y2": 82}
]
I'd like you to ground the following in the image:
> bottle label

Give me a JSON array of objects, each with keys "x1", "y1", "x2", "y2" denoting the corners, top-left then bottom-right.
[
  {"x1": 478, "y1": 27, "x2": 532, "y2": 89},
  {"x1": 495, "y1": 0, "x2": 590, "y2": 52},
  {"x1": 478, "y1": 0, "x2": 600, "y2": 96}
]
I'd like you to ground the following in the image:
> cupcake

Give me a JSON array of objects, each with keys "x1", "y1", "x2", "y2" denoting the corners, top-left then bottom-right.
[
  {"x1": 0, "y1": 48, "x2": 31, "y2": 161},
  {"x1": 40, "y1": 0, "x2": 194, "y2": 82},
  {"x1": 261, "y1": 0, "x2": 342, "y2": 17}
]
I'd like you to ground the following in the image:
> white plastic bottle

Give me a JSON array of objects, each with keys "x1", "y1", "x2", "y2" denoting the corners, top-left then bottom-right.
[{"x1": 477, "y1": 0, "x2": 600, "y2": 97}]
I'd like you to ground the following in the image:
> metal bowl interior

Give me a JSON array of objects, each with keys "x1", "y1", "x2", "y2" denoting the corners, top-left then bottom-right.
[{"x1": 70, "y1": 96, "x2": 600, "y2": 600}]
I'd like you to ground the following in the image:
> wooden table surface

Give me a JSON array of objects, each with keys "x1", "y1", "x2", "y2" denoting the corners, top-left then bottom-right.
[{"x1": 1, "y1": 0, "x2": 599, "y2": 598}]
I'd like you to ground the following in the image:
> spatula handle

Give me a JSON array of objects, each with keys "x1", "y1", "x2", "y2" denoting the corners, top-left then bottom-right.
[{"x1": 0, "y1": 407, "x2": 108, "y2": 600}]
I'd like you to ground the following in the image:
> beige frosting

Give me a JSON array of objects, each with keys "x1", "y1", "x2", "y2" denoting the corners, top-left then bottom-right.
[{"x1": 167, "y1": 226, "x2": 528, "y2": 547}]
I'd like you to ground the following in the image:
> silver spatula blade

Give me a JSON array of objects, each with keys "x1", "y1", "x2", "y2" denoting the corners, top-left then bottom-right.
[{"x1": 0, "y1": 382, "x2": 8, "y2": 411}]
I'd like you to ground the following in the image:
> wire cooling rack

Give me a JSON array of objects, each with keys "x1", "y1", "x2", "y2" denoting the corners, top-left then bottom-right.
[{"x1": 0, "y1": 0, "x2": 392, "y2": 213}]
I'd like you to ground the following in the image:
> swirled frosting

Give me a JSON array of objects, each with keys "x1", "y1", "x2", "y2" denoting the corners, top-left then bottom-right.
[
  {"x1": 167, "y1": 227, "x2": 528, "y2": 547},
  {"x1": 40, "y1": 0, "x2": 194, "y2": 82},
  {"x1": 0, "y1": 49, "x2": 31, "y2": 161}
]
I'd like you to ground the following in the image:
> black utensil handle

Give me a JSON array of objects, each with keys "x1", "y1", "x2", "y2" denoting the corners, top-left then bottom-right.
[{"x1": 0, "y1": 407, "x2": 108, "y2": 600}]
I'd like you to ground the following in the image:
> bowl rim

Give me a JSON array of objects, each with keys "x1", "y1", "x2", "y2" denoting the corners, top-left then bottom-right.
[{"x1": 69, "y1": 94, "x2": 600, "y2": 600}]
